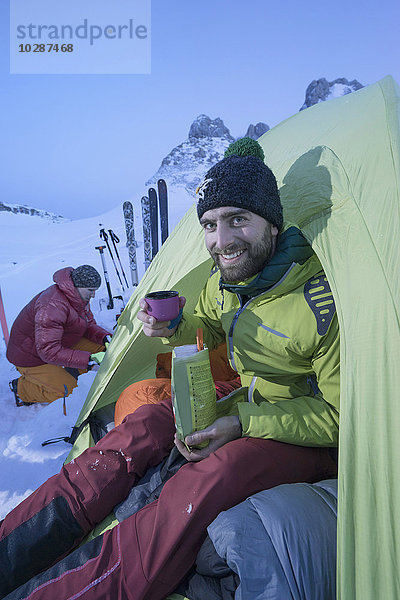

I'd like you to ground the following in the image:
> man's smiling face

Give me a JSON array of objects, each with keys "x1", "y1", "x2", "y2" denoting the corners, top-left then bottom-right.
[{"x1": 200, "y1": 207, "x2": 278, "y2": 283}]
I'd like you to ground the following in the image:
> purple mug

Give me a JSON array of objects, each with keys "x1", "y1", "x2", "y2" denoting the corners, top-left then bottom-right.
[{"x1": 145, "y1": 290, "x2": 180, "y2": 322}]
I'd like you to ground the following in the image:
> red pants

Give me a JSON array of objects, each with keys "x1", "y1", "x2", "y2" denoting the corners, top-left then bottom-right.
[{"x1": 0, "y1": 398, "x2": 337, "y2": 600}]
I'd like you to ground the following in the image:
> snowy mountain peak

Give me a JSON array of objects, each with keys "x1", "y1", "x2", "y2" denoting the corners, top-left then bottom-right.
[
  {"x1": 188, "y1": 114, "x2": 234, "y2": 141},
  {"x1": 0, "y1": 201, "x2": 66, "y2": 223},
  {"x1": 300, "y1": 77, "x2": 364, "y2": 111},
  {"x1": 245, "y1": 122, "x2": 270, "y2": 140},
  {"x1": 146, "y1": 114, "x2": 234, "y2": 196}
]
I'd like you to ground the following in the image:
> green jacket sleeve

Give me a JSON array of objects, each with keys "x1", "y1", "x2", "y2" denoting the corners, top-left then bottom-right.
[
  {"x1": 238, "y1": 315, "x2": 340, "y2": 447},
  {"x1": 164, "y1": 277, "x2": 226, "y2": 350}
]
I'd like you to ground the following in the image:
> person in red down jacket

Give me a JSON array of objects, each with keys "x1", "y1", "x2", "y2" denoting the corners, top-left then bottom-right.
[{"x1": 6, "y1": 265, "x2": 112, "y2": 406}]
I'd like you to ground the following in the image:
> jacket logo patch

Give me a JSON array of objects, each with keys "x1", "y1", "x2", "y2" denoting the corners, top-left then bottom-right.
[
  {"x1": 304, "y1": 275, "x2": 336, "y2": 335},
  {"x1": 258, "y1": 323, "x2": 289, "y2": 339}
]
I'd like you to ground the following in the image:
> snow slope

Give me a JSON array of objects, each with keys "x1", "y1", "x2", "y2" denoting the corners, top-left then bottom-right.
[{"x1": 0, "y1": 186, "x2": 193, "y2": 519}]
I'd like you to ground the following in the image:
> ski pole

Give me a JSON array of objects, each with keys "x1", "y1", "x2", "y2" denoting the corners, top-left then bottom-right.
[
  {"x1": 95, "y1": 245, "x2": 114, "y2": 309},
  {"x1": 0, "y1": 285, "x2": 9, "y2": 347},
  {"x1": 99, "y1": 228, "x2": 125, "y2": 292},
  {"x1": 108, "y1": 229, "x2": 129, "y2": 289}
]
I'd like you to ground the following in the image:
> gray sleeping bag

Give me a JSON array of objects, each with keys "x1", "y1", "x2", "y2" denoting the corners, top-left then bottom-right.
[{"x1": 205, "y1": 479, "x2": 338, "y2": 600}]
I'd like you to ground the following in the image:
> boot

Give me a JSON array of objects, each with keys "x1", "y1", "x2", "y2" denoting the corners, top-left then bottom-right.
[{"x1": 9, "y1": 379, "x2": 33, "y2": 407}]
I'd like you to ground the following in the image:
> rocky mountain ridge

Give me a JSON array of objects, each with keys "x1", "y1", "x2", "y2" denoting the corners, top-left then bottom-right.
[
  {"x1": 146, "y1": 115, "x2": 234, "y2": 193},
  {"x1": 245, "y1": 122, "x2": 270, "y2": 139},
  {"x1": 0, "y1": 201, "x2": 66, "y2": 223},
  {"x1": 300, "y1": 77, "x2": 364, "y2": 111}
]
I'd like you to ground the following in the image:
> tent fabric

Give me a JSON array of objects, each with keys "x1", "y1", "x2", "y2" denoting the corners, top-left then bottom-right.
[
  {"x1": 67, "y1": 76, "x2": 400, "y2": 599},
  {"x1": 256, "y1": 75, "x2": 400, "y2": 599}
]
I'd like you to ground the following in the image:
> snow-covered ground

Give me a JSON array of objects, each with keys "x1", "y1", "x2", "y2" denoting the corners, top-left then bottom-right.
[{"x1": 0, "y1": 185, "x2": 193, "y2": 519}]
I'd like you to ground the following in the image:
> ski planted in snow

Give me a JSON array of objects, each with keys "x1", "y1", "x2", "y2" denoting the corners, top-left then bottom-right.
[
  {"x1": 157, "y1": 179, "x2": 169, "y2": 245},
  {"x1": 141, "y1": 195, "x2": 152, "y2": 271},
  {"x1": 122, "y1": 201, "x2": 138, "y2": 286},
  {"x1": 148, "y1": 187, "x2": 159, "y2": 259}
]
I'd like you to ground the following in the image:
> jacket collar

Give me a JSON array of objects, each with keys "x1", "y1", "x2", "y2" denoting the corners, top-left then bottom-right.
[{"x1": 219, "y1": 227, "x2": 314, "y2": 298}]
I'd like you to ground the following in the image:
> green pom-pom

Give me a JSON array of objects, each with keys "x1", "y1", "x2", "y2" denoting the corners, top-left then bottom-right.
[{"x1": 224, "y1": 137, "x2": 265, "y2": 161}]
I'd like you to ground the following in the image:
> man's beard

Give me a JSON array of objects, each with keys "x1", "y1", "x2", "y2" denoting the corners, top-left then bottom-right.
[{"x1": 210, "y1": 226, "x2": 275, "y2": 284}]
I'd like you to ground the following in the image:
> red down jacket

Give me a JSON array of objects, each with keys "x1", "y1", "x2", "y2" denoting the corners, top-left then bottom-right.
[{"x1": 6, "y1": 267, "x2": 110, "y2": 370}]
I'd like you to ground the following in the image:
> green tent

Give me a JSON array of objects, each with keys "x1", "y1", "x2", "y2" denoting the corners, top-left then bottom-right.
[{"x1": 68, "y1": 75, "x2": 400, "y2": 599}]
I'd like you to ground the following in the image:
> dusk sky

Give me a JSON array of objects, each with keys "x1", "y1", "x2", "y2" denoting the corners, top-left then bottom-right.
[{"x1": 1, "y1": 0, "x2": 399, "y2": 219}]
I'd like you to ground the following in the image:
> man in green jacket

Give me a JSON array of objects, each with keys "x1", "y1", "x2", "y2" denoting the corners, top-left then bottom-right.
[
  {"x1": 140, "y1": 142, "x2": 339, "y2": 458},
  {"x1": 0, "y1": 140, "x2": 338, "y2": 600}
]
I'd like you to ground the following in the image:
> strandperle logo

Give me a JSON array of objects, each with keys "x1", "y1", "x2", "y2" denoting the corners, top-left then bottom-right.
[{"x1": 16, "y1": 19, "x2": 148, "y2": 46}]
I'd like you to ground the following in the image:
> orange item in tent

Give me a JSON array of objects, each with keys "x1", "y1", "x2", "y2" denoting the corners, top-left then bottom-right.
[{"x1": 114, "y1": 343, "x2": 240, "y2": 426}]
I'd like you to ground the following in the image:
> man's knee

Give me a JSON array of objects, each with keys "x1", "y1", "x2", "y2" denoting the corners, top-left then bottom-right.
[{"x1": 193, "y1": 438, "x2": 295, "y2": 492}]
